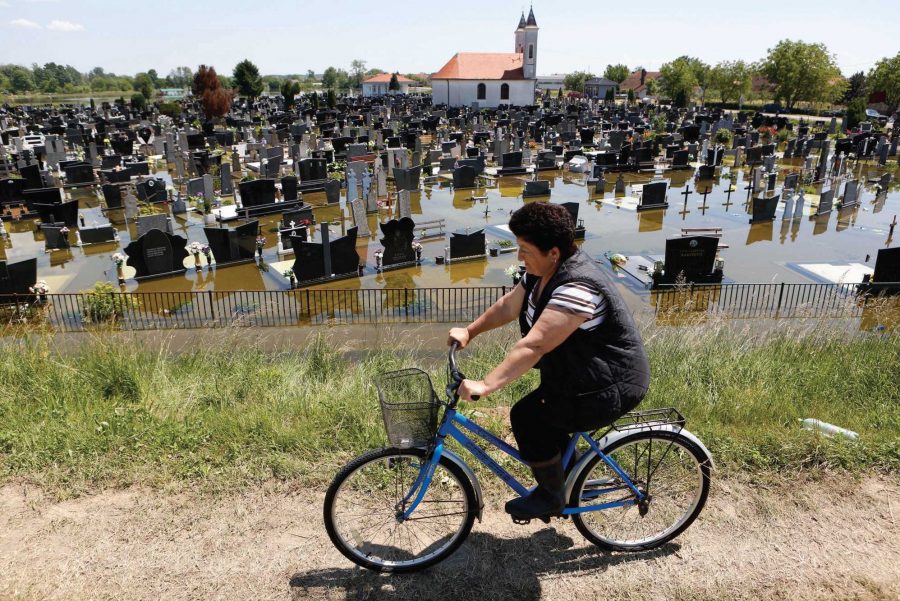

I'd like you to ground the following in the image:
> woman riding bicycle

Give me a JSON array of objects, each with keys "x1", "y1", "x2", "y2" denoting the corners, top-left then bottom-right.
[{"x1": 448, "y1": 202, "x2": 651, "y2": 521}]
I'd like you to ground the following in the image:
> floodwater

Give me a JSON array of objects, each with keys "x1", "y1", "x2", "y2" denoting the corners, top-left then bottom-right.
[{"x1": 3, "y1": 152, "x2": 899, "y2": 307}]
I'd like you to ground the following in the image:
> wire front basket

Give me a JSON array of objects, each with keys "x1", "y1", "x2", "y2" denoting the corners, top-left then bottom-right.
[{"x1": 375, "y1": 368, "x2": 441, "y2": 449}]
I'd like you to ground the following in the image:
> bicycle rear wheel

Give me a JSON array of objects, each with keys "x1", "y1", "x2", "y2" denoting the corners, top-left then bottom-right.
[
  {"x1": 570, "y1": 430, "x2": 711, "y2": 551},
  {"x1": 324, "y1": 447, "x2": 477, "y2": 573}
]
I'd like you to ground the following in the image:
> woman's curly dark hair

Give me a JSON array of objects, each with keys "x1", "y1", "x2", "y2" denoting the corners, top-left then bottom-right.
[{"x1": 508, "y1": 202, "x2": 577, "y2": 259}]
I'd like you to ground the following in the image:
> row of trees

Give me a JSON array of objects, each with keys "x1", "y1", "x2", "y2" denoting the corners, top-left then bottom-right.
[{"x1": 562, "y1": 45, "x2": 899, "y2": 115}]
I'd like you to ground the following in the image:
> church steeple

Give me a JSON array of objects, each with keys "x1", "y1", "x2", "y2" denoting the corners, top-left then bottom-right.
[
  {"x1": 517, "y1": 12, "x2": 526, "y2": 30},
  {"x1": 526, "y1": 6, "x2": 537, "y2": 27}
]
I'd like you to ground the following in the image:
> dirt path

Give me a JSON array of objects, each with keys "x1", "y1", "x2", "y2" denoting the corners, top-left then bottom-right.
[{"x1": 1, "y1": 475, "x2": 898, "y2": 601}]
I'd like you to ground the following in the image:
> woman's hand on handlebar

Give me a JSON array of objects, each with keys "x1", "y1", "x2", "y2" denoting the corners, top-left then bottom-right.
[
  {"x1": 458, "y1": 379, "x2": 488, "y2": 401},
  {"x1": 447, "y1": 327, "x2": 470, "y2": 349}
]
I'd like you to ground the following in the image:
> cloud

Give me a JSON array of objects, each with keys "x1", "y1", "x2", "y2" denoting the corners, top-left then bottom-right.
[
  {"x1": 0, "y1": 1, "x2": 11, "y2": 8},
  {"x1": 47, "y1": 19, "x2": 83, "y2": 31},
  {"x1": 9, "y1": 18, "x2": 40, "y2": 28}
]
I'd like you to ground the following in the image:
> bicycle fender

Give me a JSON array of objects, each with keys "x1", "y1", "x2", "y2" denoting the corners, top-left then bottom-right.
[
  {"x1": 441, "y1": 448, "x2": 485, "y2": 521},
  {"x1": 564, "y1": 425, "x2": 714, "y2": 502}
]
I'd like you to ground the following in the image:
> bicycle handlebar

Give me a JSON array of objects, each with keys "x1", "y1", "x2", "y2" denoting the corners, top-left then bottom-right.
[{"x1": 448, "y1": 342, "x2": 480, "y2": 401}]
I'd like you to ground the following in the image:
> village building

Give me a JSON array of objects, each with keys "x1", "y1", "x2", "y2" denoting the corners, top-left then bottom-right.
[
  {"x1": 584, "y1": 77, "x2": 619, "y2": 100},
  {"x1": 431, "y1": 8, "x2": 539, "y2": 107},
  {"x1": 361, "y1": 73, "x2": 414, "y2": 97},
  {"x1": 619, "y1": 69, "x2": 661, "y2": 100}
]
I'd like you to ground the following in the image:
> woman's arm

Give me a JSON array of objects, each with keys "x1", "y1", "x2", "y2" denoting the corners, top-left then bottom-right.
[
  {"x1": 458, "y1": 307, "x2": 586, "y2": 400},
  {"x1": 448, "y1": 283, "x2": 526, "y2": 348}
]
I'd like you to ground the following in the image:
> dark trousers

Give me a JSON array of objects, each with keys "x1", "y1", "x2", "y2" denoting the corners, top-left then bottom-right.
[{"x1": 510, "y1": 386, "x2": 634, "y2": 463}]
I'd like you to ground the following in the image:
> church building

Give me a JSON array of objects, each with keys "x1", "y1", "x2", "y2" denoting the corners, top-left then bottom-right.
[{"x1": 431, "y1": 8, "x2": 539, "y2": 108}]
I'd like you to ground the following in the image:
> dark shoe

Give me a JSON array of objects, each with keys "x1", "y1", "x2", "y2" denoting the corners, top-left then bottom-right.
[{"x1": 504, "y1": 456, "x2": 566, "y2": 520}]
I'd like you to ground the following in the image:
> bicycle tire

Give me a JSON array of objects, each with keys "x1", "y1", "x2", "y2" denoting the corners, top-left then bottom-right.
[
  {"x1": 570, "y1": 430, "x2": 711, "y2": 552},
  {"x1": 324, "y1": 447, "x2": 478, "y2": 573}
]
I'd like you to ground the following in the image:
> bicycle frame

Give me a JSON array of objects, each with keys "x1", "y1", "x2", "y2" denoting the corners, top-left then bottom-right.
[{"x1": 399, "y1": 405, "x2": 646, "y2": 520}]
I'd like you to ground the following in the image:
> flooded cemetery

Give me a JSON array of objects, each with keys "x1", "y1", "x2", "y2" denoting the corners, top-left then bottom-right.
[{"x1": 2, "y1": 97, "x2": 899, "y2": 330}]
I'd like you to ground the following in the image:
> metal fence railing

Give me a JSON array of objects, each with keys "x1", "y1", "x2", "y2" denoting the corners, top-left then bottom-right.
[
  {"x1": 1, "y1": 282, "x2": 897, "y2": 333},
  {"x1": 651, "y1": 282, "x2": 900, "y2": 320}
]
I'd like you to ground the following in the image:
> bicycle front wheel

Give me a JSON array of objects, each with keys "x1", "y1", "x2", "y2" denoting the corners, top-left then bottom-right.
[
  {"x1": 324, "y1": 447, "x2": 477, "y2": 573},
  {"x1": 571, "y1": 430, "x2": 711, "y2": 552}
]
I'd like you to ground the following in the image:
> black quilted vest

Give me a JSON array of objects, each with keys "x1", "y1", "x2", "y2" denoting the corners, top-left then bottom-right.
[{"x1": 518, "y1": 250, "x2": 650, "y2": 405}]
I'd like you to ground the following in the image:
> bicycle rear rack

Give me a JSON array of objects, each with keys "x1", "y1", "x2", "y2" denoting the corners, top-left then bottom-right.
[{"x1": 594, "y1": 407, "x2": 685, "y2": 438}]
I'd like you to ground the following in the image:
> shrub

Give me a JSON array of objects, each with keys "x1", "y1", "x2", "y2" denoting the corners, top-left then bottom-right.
[
  {"x1": 81, "y1": 282, "x2": 141, "y2": 324},
  {"x1": 714, "y1": 128, "x2": 733, "y2": 147},
  {"x1": 158, "y1": 102, "x2": 181, "y2": 119}
]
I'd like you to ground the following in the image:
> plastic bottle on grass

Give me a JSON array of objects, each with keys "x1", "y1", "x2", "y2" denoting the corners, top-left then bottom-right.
[{"x1": 799, "y1": 418, "x2": 859, "y2": 440}]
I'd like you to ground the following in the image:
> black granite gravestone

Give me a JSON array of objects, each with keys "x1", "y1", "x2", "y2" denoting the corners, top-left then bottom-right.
[
  {"x1": 393, "y1": 166, "x2": 421, "y2": 191},
  {"x1": 22, "y1": 187, "x2": 62, "y2": 208},
  {"x1": 63, "y1": 162, "x2": 95, "y2": 185},
  {"x1": 749, "y1": 194, "x2": 780, "y2": 223},
  {"x1": 41, "y1": 225, "x2": 70, "y2": 250},
  {"x1": 452, "y1": 166, "x2": 477, "y2": 189},
  {"x1": 19, "y1": 164, "x2": 43, "y2": 190},
  {"x1": 523, "y1": 179, "x2": 551, "y2": 197},
  {"x1": 0, "y1": 178, "x2": 25, "y2": 205},
  {"x1": 35, "y1": 199, "x2": 78, "y2": 226},
  {"x1": 560, "y1": 201, "x2": 586, "y2": 239},
  {"x1": 449, "y1": 229, "x2": 486, "y2": 261},
  {"x1": 203, "y1": 220, "x2": 258, "y2": 266},
  {"x1": 79, "y1": 225, "x2": 117, "y2": 245},
  {"x1": 281, "y1": 175, "x2": 299, "y2": 201},
  {"x1": 816, "y1": 189, "x2": 834, "y2": 215},
  {"x1": 101, "y1": 183, "x2": 123, "y2": 209},
  {"x1": 379, "y1": 217, "x2": 416, "y2": 268},
  {"x1": 653, "y1": 235, "x2": 722, "y2": 286},
  {"x1": 123, "y1": 229, "x2": 189, "y2": 279},
  {"x1": 238, "y1": 178, "x2": 276, "y2": 207},
  {"x1": 0, "y1": 258, "x2": 38, "y2": 300},
  {"x1": 136, "y1": 178, "x2": 167, "y2": 204},
  {"x1": 324, "y1": 179, "x2": 341, "y2": 204},
  {"x1": 290, "y1": 226, "x2": 360, "y2": 283},
  {"x1": 638, "y1": 181, "x2": 668, "y2": 211},
  {"x1": 872, "y1": 247, "x2": 900, "y2": 283}
]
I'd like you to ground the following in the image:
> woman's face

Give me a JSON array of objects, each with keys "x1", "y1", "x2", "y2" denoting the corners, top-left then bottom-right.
[{"x1": 516, "y1": 238, "x2": 559, "y2": 277}]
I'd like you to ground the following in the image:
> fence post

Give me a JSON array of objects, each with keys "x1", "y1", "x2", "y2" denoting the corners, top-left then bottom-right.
[
  {"x1": 776, "y1": 282, "x2": 785, "y2": 314},
  {"x1": 207, "y1": 290, "x2": 215, "y2": 324},
  {"x1": 404, "y1": 288, "x2": 409, "y2": 317}
]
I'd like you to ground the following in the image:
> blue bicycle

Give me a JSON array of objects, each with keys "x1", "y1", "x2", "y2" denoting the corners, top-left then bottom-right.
[{"x1": 324, "y1": 344, "x2": 713, "y2": 573}]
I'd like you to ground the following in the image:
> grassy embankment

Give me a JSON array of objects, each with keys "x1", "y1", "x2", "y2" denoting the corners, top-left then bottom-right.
[{"x1": 0, "y1": 324, "x2": 897, "y2": 498}]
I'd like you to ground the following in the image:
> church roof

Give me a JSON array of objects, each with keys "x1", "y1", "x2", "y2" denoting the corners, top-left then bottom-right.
[
  {"x1": 526, "y1": 7, "x2": 537, "y2": 27},
  {"x1": 432, "y1": 53, "x2": 526, "y2": 80},
  {"x1": 517, "y1": 12, "x2": 526, "y2": 29}
]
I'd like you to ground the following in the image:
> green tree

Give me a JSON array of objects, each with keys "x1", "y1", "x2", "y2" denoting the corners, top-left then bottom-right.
[
  {"x1": 604, "y1": 87, "x2": 615, "y2": 102},
  {"x1": 306, "y1": 70, "x2": 316, "y2": 81},
  {"x1": 0, "y1": 65, "x2": 35, "y2": 93},
  {"x1": 281, "y1": 79, "x2": 301, "y2": 107},
  {"x1": 232, "y1": 59, "x2": 264, "y2": 99},
  {"x1": 350, "y1": 59, "x2": 367, "y2": 88},
  {"x1": 659, "y1": 56, "x2": 708, "y2": 107},
  {"x1": 322, "y1": 66, "x2": 339, "y2": 89},
  {"x1": 326, "y1": 88, "x2": 336, "y2": 108},
  {"x1": 166, "y1": 66, "x2": 193, "y2": 88},
  {"x1": 310, "y1": 91, "x2": 320, "y2": 110},
  {"x1": 603, "y1": 64, "x2": 629, "y2": 84},
  {"x1": 133, "y1": 72, "x2": 155, "y2": 101},
  {"x1": 130, "y1": 93, "x2": 147, "y2": 110},
  {"x1": 711, "y1": 60, "x2": 752, "y2": 105},
  {"x1": 563, "y1": 71, "x2": 593, "y2": 93},
  {"x1": 841, "y1": 72, "x2": 866, "y2": 104},
  {"x1": 759, "y1": 40, "x2": 844, "y2": 109},
  {"x1": 867, "y1": 53, "x2": 900, "y2": 114},
  {"x1": 846, "y1": 97, "x2": 867, "y2": 130},
  {"x1": 389, "y1": 72, "x2": 400, "y2": 91},
  {"x1": 147, "y1": 69, "x2": 159, "y2": 88}
]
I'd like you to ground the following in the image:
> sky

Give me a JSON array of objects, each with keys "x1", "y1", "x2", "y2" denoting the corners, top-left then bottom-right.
[{"x1": 1, "y1": 0, "x2": 897, "y2": 77}]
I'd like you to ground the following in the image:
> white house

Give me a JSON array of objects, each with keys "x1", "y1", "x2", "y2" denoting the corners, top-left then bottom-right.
[
  {"x1": 431, "y1": 8, "x2": 539, "y2": 108},
  {"x1": 362, "y1": 73, "x2": 414, "y2": 97}
]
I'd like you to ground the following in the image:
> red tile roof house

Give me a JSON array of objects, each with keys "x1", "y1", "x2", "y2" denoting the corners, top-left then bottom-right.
[
  {"x1": 432, "y1": 8, "x2": 539, "y2": 107},
  {"x1": 362, "y1": 73, "x2": 415, "y2": 97},
  {"x1": 619, "y1": 69, "x2": 661, "y2": 100}
]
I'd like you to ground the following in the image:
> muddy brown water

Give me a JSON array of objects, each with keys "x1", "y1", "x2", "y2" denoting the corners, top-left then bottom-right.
[{"x1": 3, "y1": 155, "x2": 898, "y2": 304}]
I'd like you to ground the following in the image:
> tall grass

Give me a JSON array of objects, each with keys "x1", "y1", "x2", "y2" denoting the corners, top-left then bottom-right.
[{"x1": 0, "y1": 324, "x2": 897, "y2": 497}]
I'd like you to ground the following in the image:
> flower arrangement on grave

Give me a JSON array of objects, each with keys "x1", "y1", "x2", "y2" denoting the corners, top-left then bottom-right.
[
  {"x1": 504, "y1": 264, "x2": 525, "y2": 285},
  {"x1": 111, "y1": 253, "x2": 125, "y2": 268},
  {"x1": 758, "y1": 126, "x2": 777, "y2": 143},
  {"x1": 59, "y1": 226, "x2": 69, "y2": 235},
  {"x1": 374, "y1": 248, "x2": 384, "y2": 269},
  {"x1": 411, "y1": 240, "x2": 423, "y2": 261},
  {"x1": 497, "y1": 239, "x2": 514, "y2": 248},
  {"x1": 201, "y1": 244, "x2": 212, "y2": 265},
  {"x1": 29, "y1": 280, "x2": 50, "y2": 299},
  {"x1": 282, "y1": 268, "x2": 296, "y2": 287},
  {"x1": 255, "y1": 236, "x2": 266, "y2": 257},
  {"x1": 188, "y1": 241, "x2": 204, "y2": 268}
]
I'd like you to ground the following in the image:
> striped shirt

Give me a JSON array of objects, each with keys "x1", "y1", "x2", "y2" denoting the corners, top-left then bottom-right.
[{"x1": 523, "y1": 277, "x2": 608, "y2": 331}]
